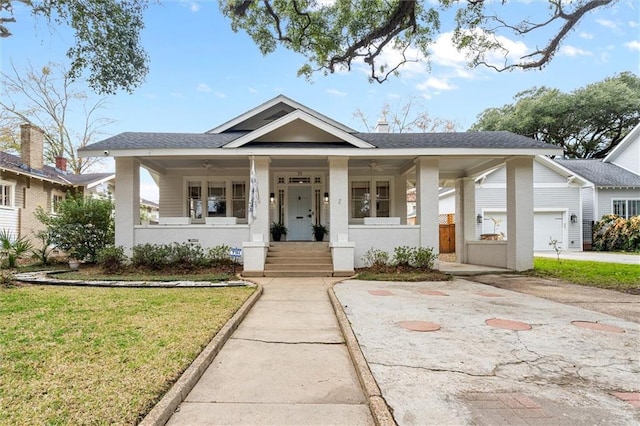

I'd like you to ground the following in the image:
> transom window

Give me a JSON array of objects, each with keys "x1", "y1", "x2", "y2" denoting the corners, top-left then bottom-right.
[{"x1": 613, "y1": 199, "x2": 640, "y2": 219}]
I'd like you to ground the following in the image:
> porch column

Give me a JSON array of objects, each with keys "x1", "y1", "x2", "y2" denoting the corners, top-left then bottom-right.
[
  {"x1": 455, "y1": 177, "x2": 476, "y2": 264},
  {"x1": 506, "y1": 157, "x2": 534, "y2": 271},
  {"x1": 243, "y1": 156, "x2": 269, "y2": 275},
  {"x1": 115, "y1": 157, "x2": 140, "y2": 255},
  {"x1": 328, "y1": 156, "x2": 354, "y2": 275},
  {"x1": 415, "y1": 157, "x2": 439, "y2": 260},
  {"x1": 394, "y1": 174, "x2": 408, "y2": 224},
  {"x1": 328, "y1": 156, "x2": 349, "y2": 241}
]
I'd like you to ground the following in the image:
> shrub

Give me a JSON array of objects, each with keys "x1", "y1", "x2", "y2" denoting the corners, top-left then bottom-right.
[
  {"x1": 0, "y1": 229, "x2": 33, "y2": 268},
  {"x1": 35, "y1": 194, "x2": 114, "y2": 263},
  {"x1": 208, "y1": 245, "x2": 232, "y2": 266},
  {"x1": 97, "y1": 246, "x2": 127, "y2": 273},
  {"x1": 593, "y1": 214, "x2": 640, "y2": 252},
  {"x1": 362, "y1": 247, "x2": 389, "y2": 269},
  {"x1": 413, "y1": 247, "x2": 436, "y2": 270},
  {"x1": 392, "y1": 246, "x2": 414, "y2": 267}
]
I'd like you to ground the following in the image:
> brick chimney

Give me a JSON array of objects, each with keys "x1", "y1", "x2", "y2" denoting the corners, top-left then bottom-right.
[
  {"x1": 20, "y1": 123, "x2": 44, "y2": 170},
  {"x1": 55, "y1": 156, "x2": 67, "y2": 172}
]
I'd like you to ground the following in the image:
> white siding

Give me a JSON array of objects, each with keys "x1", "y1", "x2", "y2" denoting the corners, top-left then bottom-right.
[
  {"x1": 611, "y1": 136, "x2": 639, "y2": 174},
  {"x1": 581, "y1": 187, "x2": 594, "y2": 222},
  {"x1": 533, "y1": 161, "x2": 568, "y2": 184},
  {"x1": 0, "y1": 208, "x2": 19, "y2": 235},
  {"x1": 596, "y1": 188, "x2": 640, "y2": 219},
  {"x1": 159, "y1": 175, "x2": 184, "y2": 217}
]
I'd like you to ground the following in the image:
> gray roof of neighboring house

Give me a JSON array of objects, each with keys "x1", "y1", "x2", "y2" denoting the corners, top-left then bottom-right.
[
  {"x1": 554, "y1": 159, "x2": 640, "y2": 187},
  {"x1": 0, "y1": 151, "x2": 113, "y2": 187},
  {"x1": 80, "y1": 130, "x2": 555, "y2": 151}
]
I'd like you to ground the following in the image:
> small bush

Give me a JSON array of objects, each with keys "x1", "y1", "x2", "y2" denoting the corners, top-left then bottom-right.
[
  {"x1": 413, "y1": 247, "x2": 436, "y2": 270},
  {"x1": 362, "y1": 247, "x2": 390, "y2": 269},
  {"x1": 392, "y1": 246, "x2": 414, "y2": 267},
  {"x1": 97, "y1": 246, "x2": 127, "y2": 273},
  {"x1": 208, "y1": 245, "x2": 232, "y2": 266}
]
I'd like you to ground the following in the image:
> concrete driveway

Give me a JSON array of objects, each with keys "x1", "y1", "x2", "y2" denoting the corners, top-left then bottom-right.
[{"x1": 333, "y1": 278, "x2": 640, "y2": 425}]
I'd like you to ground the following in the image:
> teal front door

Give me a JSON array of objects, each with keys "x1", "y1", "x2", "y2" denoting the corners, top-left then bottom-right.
[{"x1": 287, "y1": 186, "x2": 312, "y2": 241}]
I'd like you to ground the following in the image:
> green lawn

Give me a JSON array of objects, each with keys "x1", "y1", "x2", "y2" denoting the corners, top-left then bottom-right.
[
  {"x1": 531, "y1": 257, "x2": 640, "y2": 292},
  {"x1": 0, "y1": 284, "x2": 254, "y2": 425}
]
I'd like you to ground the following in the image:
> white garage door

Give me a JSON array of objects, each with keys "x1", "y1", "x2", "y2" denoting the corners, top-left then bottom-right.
[
  {"x1": 534, "y1": 212, "x2": 564, "y2": 251},
  {"x1": 482, "y1": 211, "x2": 564, "y2": 251}
]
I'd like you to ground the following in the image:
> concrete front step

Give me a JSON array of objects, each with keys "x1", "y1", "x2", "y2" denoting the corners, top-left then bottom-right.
[
  {"x1": 264, "y1": 263, "x2": 332, "y2": 271},
  {"x1": 263, "y1": 270, "x2": 334, "y2": 277}
]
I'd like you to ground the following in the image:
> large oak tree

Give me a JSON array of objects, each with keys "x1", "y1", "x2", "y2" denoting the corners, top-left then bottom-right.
[
  {"x1": 1, "y1": 0, "x2": 618, "y2": 94},
  {"x1": 469, "y1": 72, "x2": 640, "y2": 158}
]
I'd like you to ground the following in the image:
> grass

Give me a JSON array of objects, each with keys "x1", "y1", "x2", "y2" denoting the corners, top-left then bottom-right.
[
  {"x1": 0, "y1": 284, "x2": 254, "y2": 425},
  {"x1": 531, "y1": 257, "x2": 640, "y2": 293}
]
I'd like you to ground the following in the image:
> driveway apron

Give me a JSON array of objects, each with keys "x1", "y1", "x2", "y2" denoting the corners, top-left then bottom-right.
[
  {"x1": 167, "y1": 277, "x2": 374, "y2": 426},
  {"x1": 334, "y1": 279, "x2": 640, "y2": 426}
]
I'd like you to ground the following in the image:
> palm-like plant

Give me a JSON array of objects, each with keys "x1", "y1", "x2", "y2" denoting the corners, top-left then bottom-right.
[{"x1": 0, "y1": 229, "x2": 33, "y2": 268}]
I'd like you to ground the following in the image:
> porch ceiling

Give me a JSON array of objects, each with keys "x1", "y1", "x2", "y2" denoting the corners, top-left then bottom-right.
[{"x1": 138, "y1": 154, "x2": 515, "y2": 182}]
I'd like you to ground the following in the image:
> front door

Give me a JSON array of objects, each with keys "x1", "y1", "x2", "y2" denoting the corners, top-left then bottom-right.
[{"x1": 287, "y1": 186, "x2": 312, "y2": 241}]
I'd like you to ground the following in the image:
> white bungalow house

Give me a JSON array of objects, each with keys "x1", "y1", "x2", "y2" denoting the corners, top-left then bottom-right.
[
  {"x1": 438, "y1": 123, "x2": 640, "y2": 252},
  {"x1": 79, "y1": 95, "x2": 561, "y2": 275}
]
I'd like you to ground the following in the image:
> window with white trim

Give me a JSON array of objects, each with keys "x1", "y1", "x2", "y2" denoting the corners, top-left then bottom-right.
[
  {"x1": 350, "y1": 179, "x2": 391, "y2": 220},
  {"x1": 51, "y1": 191, "x2": 65, "y2": 214},
  {"x1": 613, "y1": 199, "x2": 640, "y2": 219},
  {"x1": 186, "y1": 179, "x2": 247, "y2": 221},
  {"x1": 0, "y1": 180, "x2": 15, "y2": 208}
]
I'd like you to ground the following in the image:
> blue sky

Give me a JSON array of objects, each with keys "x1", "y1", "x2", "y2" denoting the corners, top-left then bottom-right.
[{"x1": 2, "y1": 0, "x2": 639, "y2": 201}]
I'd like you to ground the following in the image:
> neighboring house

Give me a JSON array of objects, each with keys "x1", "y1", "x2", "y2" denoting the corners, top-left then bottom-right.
[
  {"x1": 79, "y1": 95, "x2": 560, "y2": 274},
  {"x1": 555, "y1": 123, "x2": 640, "y2": 223},
  {"x1": 140, "y1": 198, "x2": 160, "y2": 224},
  {"x1": 0, "y1": 124, "x2": 115, "y2": 245},
  {"x1": 438, "y1": 123, "x2": 640, "y2": 252}
]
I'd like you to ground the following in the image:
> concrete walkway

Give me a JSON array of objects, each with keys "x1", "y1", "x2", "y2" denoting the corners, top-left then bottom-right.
[{"x1": 166, "y1": 277, "x2": 374, "y2": 426}]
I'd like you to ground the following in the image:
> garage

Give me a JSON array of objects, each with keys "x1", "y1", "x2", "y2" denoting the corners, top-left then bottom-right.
[{"x1": 482, "y1": 211, "x2": 566, "y2": 251}]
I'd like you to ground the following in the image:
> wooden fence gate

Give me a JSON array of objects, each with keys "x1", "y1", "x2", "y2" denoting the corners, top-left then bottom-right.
[{"x1": 439, "y1": 214, "x2": 455, "y2": 254}]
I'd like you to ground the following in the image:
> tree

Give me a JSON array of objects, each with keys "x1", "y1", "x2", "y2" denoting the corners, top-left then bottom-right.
[
  {"x1": 353, "y1": 97, "x2": 458, "y2": 133},
  {"x1": 2, "y1": 1, "x2": 615, "y2": 93},
  {"x1": 1, "y1": 0, "x2": 148, "y2": 94},
  {"x1": 35, "y1": 194, "x2": 114, "y2": 263},
  {"x1": 222, "y1": 0, "x2": 617, "y2": 83},
  {"x1": 470, "y1": 72, "x2": 640, "y2": 158},
  {"x1": 0, "y1": 62, "x2": 114, "y2": 173}
]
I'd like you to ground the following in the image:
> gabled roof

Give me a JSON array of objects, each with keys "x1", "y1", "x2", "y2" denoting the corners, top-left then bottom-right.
[
  {"x1": 554, "y1": 159, "x2": 640, "y2": 188},
  {"x1": 207, "y1": 94, "x2": 355, "y2": 134},
  {"x1": 604, "y1": 123, "x2": 640, "y2": 164},
  {"x1": 0, "y1": 151, "x2": 114, "y2": 187}
]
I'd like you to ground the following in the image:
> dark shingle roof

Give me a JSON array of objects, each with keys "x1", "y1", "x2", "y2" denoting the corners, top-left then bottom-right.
[
  {"x1": 355, "y1": 131, "x2": 554, "y2": 149},
  {"x1": 81, "y1": 130, "x2": 557, "y2": 151},
  {"x1": 554, "y1": 159, "x2": 640, "y2": 187},
  {"x1": 79, "y1": 132, "x2": 249, "y2": 151},
  {"x1": 0, "y1": 151, "x2": 113, "y2": 186}
]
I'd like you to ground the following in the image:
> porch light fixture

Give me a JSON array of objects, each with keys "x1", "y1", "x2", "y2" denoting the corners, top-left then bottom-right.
[
  {"x1": 270, "y1": 193, "x2": 275, "y2": 205},
  {"x1": 476, "y1": 213, "x2": 483, "y2": 224},
  {"x1": 570, "y1": 213, "x2": 577, "y2": 223},
  {"x1": 323, "y1": 192, "x2": 329, "y2": 204}
]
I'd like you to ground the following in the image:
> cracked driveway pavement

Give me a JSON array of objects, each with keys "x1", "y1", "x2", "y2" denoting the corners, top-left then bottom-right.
[{"x1": 334, "y1": 278, "x2": 640, "y2": 425}]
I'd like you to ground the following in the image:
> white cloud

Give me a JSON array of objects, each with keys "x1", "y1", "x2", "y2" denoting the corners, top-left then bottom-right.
[
  {"x1": 596, "y1": 19, "x2": 618, "y2": 30},
  {"x1": 416, "y1": 76, "x2": 457, "y2": 92},
  {"x1": 560, "y1": 45, "x2": 592, "y2": 57},
  {"x1": 326, "y1": 88, "x2": 347, "y2": 97},
  {"x1": 190, "y1": 2, "x2": 200, "y2": 12},
  {"x1": 170, "y1": 92, "x2": 184, "y2": 99},
  {"x1": 625, "y1": 40, "x2": 640, "y2": 51},
  {"x1": 579, "y1": 32, "x2": 594, "y2": 39},
  {"x1": 214, "y1": 91, "x2": 227, "y2": 99},
  {"x1": 196, "y1": 83, "x2": 211, "y2": 93},
  {"x1": 248, "y1": 87, "x2": 258, "y2": 94},
  {"x1": 629, "y1": 20, "x2": 639, "y2": 28}
]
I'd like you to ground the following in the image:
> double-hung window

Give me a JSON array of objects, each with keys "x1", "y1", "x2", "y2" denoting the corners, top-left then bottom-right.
[
  {"x1": 613, "y1": 199, "x2": 640, "y2": 219},
  {"x1": 0, "y1": 180, "x2": 15, "y2": 208},
  {"x1": 187, "y1": 179, "x2": 247, "y2": 221}
]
